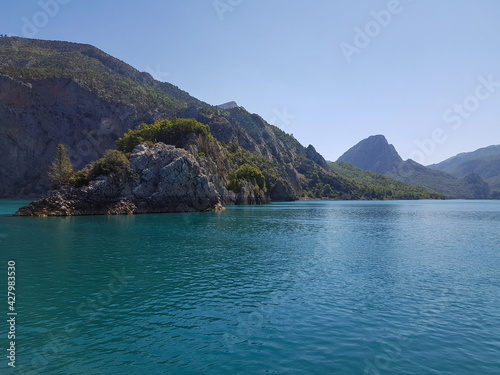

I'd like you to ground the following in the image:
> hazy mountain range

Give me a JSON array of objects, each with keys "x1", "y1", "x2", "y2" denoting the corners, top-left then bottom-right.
[
  {"x1": 337, "y1": 135, "x2": 499, "y2": 199},
  {"x1": 429, "y1": 145, "x2": 500, "y2": 194}
]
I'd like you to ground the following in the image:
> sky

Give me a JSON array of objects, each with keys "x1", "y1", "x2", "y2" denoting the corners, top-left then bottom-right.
[{"x1": 2, "y1": 0, "x2": 500, "y2": 165}]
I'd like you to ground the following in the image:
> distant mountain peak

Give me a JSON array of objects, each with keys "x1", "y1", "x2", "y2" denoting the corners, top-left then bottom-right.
[
  {"x1": 217, "y1": 101, "x2": 239, "y2": 110},
  {"x1": 337, "y1": 135, "x2": 402, "y2": 174}
]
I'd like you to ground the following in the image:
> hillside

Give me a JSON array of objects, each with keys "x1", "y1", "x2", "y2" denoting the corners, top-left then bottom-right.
[
  {"x1": 0, "y1": 36, "x2": 358, "y2": 201},
  {"x1": 338, "y1": 135, "x2": 493, "y2": 199},
  {"x1": 330, "y1": 161, "x2": 444, "y2": 200},
  {"x1": 428, "y1": 145, "x2": 500, "y2": 194}
]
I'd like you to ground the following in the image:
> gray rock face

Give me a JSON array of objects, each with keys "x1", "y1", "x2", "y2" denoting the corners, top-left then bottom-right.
[
  {"x1": 306, "y1": 144, "x2": 329, "y2": 169},
  {"x1": 236, "y1": 182, "x2": 269, "y2": 205},
  {"x1": 0, "y1": 74, "x2": 149, "y2": 198},
  {"x1": 14, "y1": 143, "x2": 223, "y2": 216},
  {"x1": 129, "y1": 143, "x2": 221, "y2": 213},
  {"x1": 270, "y1": 179, "x2": 296, "y2": 201}
]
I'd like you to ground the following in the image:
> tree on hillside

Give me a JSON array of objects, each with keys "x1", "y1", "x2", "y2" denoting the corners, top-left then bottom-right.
[
  {"x1": 47, "y1": 144, "x2": 75, "y2": 189},
  {"x1": 227, "y1": 164, "x2": 266, "y2": 193}
]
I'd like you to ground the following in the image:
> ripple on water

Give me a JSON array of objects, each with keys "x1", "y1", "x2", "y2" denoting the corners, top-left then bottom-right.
[{"x1": 1, "y1": 200, "x2": 499, "y2": 374}]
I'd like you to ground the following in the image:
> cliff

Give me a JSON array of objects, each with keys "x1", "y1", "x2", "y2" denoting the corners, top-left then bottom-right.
[
  {"x1": 0, "y1": 74, "x2": 143, "y2": 197},
  {"x1": 14, "y1": 142, "x2": 267, "y2": 216}
]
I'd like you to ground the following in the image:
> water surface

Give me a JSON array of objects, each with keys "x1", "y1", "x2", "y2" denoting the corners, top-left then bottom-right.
[{"x1": 1, "y1": 200, "x2": 499, "y2": 374}]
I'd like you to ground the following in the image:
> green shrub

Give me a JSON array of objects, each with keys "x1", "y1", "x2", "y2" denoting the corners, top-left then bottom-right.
[
  {"x1": 227, "y1": 164, "x2": 266, "y2": 193},
  {"x1": 71, "y1": 166, "x2": 93, "y2": 188},
  {"x1": 91, "y1": 150, "x2": 132, "y2": 182},
  {"x1": 117, "y1": 118, "x2": 212, "y2": 153},
  {"x1": 116, "y1": 131, "x2": 145, "y2": 153}
]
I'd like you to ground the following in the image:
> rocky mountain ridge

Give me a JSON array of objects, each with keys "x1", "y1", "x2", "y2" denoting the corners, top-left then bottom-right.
[
  {"x1": 337, "y1": 135, "x2": 402, "y2": 174},
  {"x1": 338, "y1": 135, "x2": 497, "y2": 199}
]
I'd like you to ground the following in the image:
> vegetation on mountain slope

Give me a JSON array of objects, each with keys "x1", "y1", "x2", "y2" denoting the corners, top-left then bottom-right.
[
  {"x1": 338, "y1": 134, "x2": 496, "y2": 199},
  {"x1": 330, "y1": 162, "x2": 445, "y2": 200},
  {"x1": 428, "y1": 146, "x2": 500, "y2": 195},
  {"x1": 227, "y1": 164, "x2": 266, "y2": 193},
  {"x1": 117, "y1": 118, "x2": 213, "y2": 154},
  {"x1": 0, "y1": 37, "x2": 204, "y2": 116}
]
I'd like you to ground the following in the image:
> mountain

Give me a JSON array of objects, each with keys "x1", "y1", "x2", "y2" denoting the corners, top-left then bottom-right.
[
  {"x1": 0, "y1": 37, "x2": 206, "y2": 197},
  {"x1": 337, "y1": 135, "x2": 402, "y2": 174},
  {"x1": 428, "y1": 145, "x2": 500, "y2": 194},
  {"x1": 217, "y1": 101, "x2": 240, "y2": 110},
  {"x1": 329, "y1": 161, "x2": 444, "y2": 200},
  {"x1": 338, "y1": 135, "x2": 493, "y2": 199},
  {"x1": 0, "y1": 36, "x2": 360, "y2": 201}
]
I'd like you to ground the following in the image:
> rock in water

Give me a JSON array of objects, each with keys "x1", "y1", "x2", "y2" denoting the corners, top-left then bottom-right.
[{"x1": 14, "y1": 143, "x2": 223, "y2": 216}]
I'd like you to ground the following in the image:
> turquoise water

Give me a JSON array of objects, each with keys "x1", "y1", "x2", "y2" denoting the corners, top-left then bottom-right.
[{"x1": 1, "y1": 200, "x2": 499, "y2": 374}]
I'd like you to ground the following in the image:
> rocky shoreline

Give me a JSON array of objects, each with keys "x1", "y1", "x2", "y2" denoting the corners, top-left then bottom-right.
[{"x1": 14, "y1": 143, "x2": 269, "y2": 217}]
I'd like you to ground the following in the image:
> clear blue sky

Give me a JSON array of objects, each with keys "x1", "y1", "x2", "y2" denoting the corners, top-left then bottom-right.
[{"x1": 3, "y1": 0, "x2": 500, "y2": 164}]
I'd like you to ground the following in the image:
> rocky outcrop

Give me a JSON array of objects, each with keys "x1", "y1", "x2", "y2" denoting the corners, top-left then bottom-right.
[
  {"x1": 270, "y1": 179, "x2": 296, "y2": 201},
  {"x1": 13, "y1": 187, "x2": 138, "y2": 216},
  {"x1": 14, "y1": 142, "x2": 272, "y2": 216},
  {"x1": 14, "y1": 143, "x2": 224, "y2": 216},
  {"x1": 306, "y1": 144, "x2": 329, "y2": 169}
]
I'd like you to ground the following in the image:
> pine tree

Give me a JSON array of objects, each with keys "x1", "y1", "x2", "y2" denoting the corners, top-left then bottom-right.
[{"x1": 47, "y1": 144, "x2": 75, "y2": 189}]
